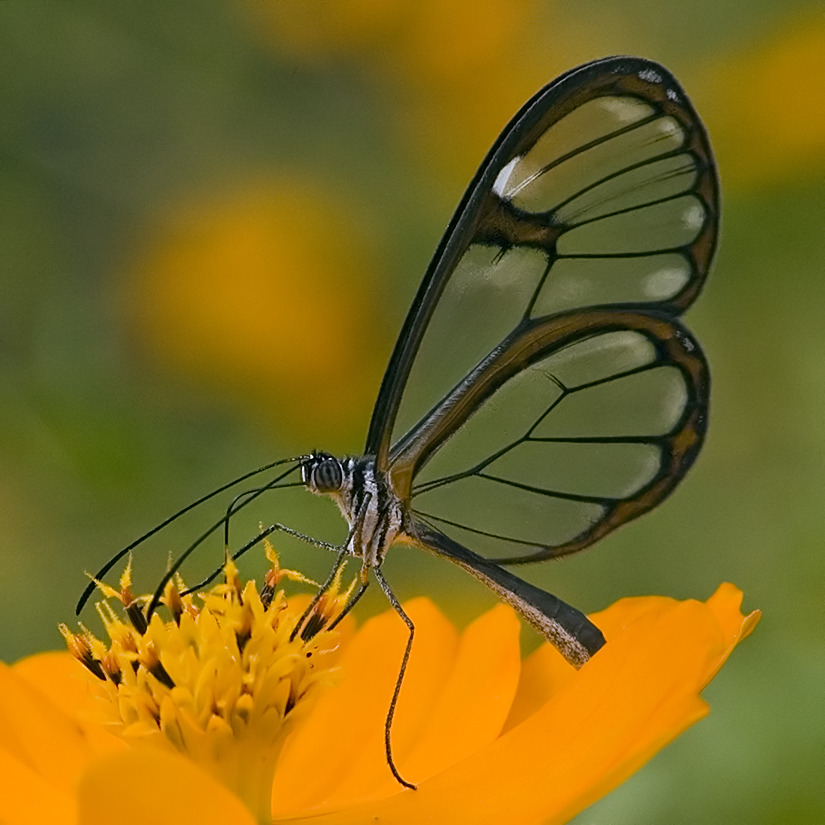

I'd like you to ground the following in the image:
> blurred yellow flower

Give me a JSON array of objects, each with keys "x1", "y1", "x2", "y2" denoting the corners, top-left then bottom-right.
[
  {"x1": 2, "y1": 574, "x2": 757, "y2": 825},
  {"x1": 700, "y1": 12, "x2": 825, "y2": 189},
  {"x1": 246, "y1": 0, "x2": 531, "y2": 69},
  {"x1": 243, "y1": 0, "x2": 584, "y2": 191},
  {"x1": 126, "y1": 179, "x2": 386, "y2": 443}
]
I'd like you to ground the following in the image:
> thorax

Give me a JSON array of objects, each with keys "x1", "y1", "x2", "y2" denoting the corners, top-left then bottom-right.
[{"x1": 302, "y1": 453, "x2": 405, "y2": 567}]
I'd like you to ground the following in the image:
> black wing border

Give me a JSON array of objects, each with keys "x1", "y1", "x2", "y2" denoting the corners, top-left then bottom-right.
[
  {"x1": 365, "y1": 56, "x2": 719, "y2": 469},
  {"x1": 400, "y1": 308, "x2": 710, "y2": 562}
]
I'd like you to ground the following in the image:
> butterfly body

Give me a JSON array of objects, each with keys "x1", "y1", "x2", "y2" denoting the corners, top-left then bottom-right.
[
  {"x1": 302, "y1": 449, "x2": 606, "y2": 667},
  {"x1": 302, "y1": 452, "x2": 404, "y2": 568}
]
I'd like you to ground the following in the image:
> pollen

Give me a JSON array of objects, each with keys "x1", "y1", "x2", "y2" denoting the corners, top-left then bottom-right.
[{"x1": 61, "y1": 542, "x2": 353, "y2": 824}]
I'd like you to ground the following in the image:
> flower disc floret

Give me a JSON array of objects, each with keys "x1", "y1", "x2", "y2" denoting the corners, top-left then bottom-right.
[{"x1": 60, "y1": 548, "x2": 352, "y2": 824}]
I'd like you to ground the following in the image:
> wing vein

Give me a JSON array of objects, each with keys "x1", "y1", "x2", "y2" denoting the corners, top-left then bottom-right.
[
  {"x1": 508, "y1": 111, "x2": 665, "y2": 199},
  {"x1": 545, "y1": 149, "x2": 697, "y2": 220}
]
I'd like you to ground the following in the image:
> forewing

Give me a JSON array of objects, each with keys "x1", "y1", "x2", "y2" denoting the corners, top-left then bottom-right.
[{"x1": 365, "y1": 56, "x2": 718, "y2": 496}]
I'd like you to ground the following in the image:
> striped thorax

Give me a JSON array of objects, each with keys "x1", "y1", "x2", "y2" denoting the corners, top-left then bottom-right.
[{"x1": 301, "y1": 452, "x2": 405, "y2": 567}]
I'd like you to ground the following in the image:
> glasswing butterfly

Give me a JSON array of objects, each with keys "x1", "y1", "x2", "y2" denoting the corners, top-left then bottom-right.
[{"x1": 78, "y1": 56, "x2": 718, "y2": 789}]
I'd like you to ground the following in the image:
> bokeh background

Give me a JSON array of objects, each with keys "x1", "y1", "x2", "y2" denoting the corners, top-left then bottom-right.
[{"x1": 1, "y1": 2, "x2": 823, "y2": 823}]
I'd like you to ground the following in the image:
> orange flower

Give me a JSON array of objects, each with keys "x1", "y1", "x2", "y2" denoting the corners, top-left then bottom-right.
[{"x1": 2, "y1": 562, "x2": 757, "y2": 825}]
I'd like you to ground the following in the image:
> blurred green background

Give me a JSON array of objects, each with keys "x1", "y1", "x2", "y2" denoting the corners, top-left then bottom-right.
[{"x1": 1, "y1": 2, "x2": 823, "y2": 823}]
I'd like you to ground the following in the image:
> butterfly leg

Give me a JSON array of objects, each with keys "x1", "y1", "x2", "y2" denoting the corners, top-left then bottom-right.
[
  {"x1": 327, "y1": 570, "x2": 370, "y2": 631},
  {"x1": 182, "y1": 521, "x2": 341, "y2": 596},
  {"x1": 290, "y1": 545, "x2": 351, "y2": 641},
  {"x1": 373, "y1": 566, "x2": 417, "y2": 791},
  {"x1": 289, "y1": 489, "x2": 377, "y2": 638}
]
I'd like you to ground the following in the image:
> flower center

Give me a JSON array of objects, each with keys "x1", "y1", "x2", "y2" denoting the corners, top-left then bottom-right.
[{"x1": 62, "y1": 544, "x2": 351, "y2": 824}]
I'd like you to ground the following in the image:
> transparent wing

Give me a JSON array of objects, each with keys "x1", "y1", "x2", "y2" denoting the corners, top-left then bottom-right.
[
  {"x1": 365, "y1": 57, "x2": 718, "y2": 513},
  {"x1": 406, "y1": 310, "x2": 708, "y2": 562}
]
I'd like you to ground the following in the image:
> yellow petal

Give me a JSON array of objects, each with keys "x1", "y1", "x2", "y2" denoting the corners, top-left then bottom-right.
[
  {"x1": 0, "y1": 660, "x2": 104, "y2": 794},
  {"x1": 504, "y1": 636, "x2": 576, "y2": 731},
  {"x1": 76, "y1": 748, "x2": 256, "y2": 825},
  {"x1": 12, "y1": 652, "x2": 124, "y2": 756},
  {"x1": 284, "y1": 584, "x2": 757, "y2": 825},
  {"x1": 272, "y1": 597, "x2": 458, "y2": 813},
  {"x1": 397, "y1": 603, "x2": 521, "y2": 782},
  {"x1": 13, "y1": 652, "x2": 97, "y2": 719},
  {"x1": 0, "y1": 746, "x2": 75, "y2": 825}
]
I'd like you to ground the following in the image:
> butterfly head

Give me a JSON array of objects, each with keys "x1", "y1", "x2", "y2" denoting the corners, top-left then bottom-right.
[{"x1": 301, "y1": 452, "x2": 345, "y2": 494}]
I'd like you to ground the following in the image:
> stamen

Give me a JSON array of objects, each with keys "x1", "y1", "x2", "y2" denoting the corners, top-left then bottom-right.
[
  {"x1": 64, "y1": 547, "x2": 354, "y2": 824},
  {"x1": 58, "y1": 625, "x2": 105, "y2": 681}
]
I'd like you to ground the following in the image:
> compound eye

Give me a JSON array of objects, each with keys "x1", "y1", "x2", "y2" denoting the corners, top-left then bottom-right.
[{"x1": 312, "y1": 457, "x2": 343, "y2": 492}]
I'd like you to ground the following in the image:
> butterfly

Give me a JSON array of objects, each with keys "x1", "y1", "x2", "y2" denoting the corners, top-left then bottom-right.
[{"x1": 79, "y1": 56, "x2": 718, "y2": 790}]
